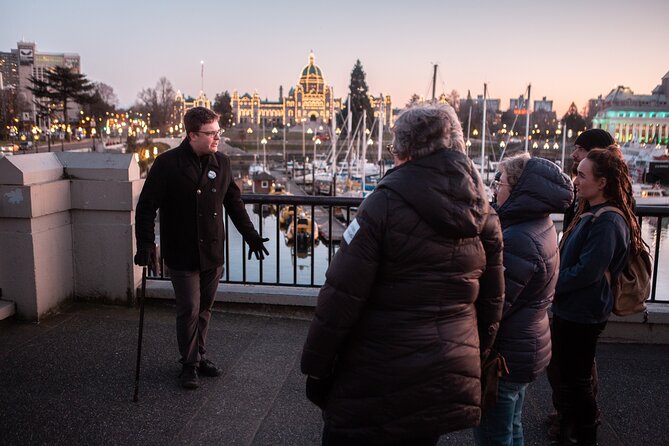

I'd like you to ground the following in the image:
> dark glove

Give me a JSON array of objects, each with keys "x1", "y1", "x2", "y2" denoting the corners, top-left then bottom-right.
[
  {"x1": 134, "y1": 246, "x2": 155, "y2": 266},
  {"x1": 247, "y1": 237, "x2": 270, "y2": 260},
  {"x1": 305, "y1": 375, "x2": 333, "y2": 410}
]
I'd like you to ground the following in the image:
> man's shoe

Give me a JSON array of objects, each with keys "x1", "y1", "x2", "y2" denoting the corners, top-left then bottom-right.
[
  {"x1": 179, "y1": 365, "x2": 199, "y2": 389},
  {"x1": 198, "y1": 358, "x2": 223, "y2": 377}
]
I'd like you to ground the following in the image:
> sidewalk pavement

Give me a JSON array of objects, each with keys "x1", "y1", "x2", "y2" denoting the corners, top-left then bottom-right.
[{"x1": 1, "y1": 301, "x2": 667, "y2": 445}]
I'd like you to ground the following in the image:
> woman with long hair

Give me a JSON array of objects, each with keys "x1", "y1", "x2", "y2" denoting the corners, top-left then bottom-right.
[{"x1": 550, "y1": 144, "x2": 642, "y2": 446}]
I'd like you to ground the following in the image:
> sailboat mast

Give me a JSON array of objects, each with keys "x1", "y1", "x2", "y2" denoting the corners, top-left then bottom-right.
[
  {"x1": 431, "y1": 64, "x2": 438, "y2": 102},
  {"x1": 524, "y1": 84, "x2": 531, "y2": 153},
  {"x1": 481, "y1": 83, "x2": 487, "y2": 179},
  {"x1": 362, "y1": 110, "x2": 367, "y2": 194},
  {"x1": 466, "y1": 104, "x2": 472, "y2": 155},
  {"x1": 377, "y1": 99, "x2": 383, "y2": 165}
]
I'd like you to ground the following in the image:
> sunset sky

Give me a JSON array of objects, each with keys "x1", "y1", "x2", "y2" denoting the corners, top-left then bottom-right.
[{"x1": 3, "y1": 0, "x2": 668, "y2": 115}]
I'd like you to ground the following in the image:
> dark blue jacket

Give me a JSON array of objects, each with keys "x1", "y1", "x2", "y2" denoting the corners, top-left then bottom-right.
[
  {"x1": 552, "y1": 202, "x2": 630, "y2": 324},
  {"x1": 495, "y1": 157, "x2": 573, "y2": 383}
]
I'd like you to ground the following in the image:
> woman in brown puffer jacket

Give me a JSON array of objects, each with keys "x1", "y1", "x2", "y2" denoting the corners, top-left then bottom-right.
[{"x1": 301, "y1": 104, "x2": 505, "y2": 446}]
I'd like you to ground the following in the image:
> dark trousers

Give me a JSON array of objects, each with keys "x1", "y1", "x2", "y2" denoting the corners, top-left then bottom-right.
[
  {"x1": 169, "y1": 266, "x2": 224, "y2": 366},
  {"x1": 547, "y1": 318, "x2": 599, "y2": 413},
  {"x1": 549, "y1": 314, "x2": 606, "y2": 439},
  {"x1": 322, "y1": 427, "x2": 439, "y2": 446}
]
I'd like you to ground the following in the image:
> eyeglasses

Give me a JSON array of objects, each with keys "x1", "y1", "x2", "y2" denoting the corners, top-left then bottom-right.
[
  {"x1": 196, "y1": 129, "x2": 223, "y2": 138},
  {"x1": 386, "y1": 144, "x2": 398, "y2": 156},
  {"x1": 491, "y1": 180, "x2": 511, "y2": 192}
]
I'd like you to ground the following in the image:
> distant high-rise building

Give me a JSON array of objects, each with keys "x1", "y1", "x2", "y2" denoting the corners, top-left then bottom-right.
[
  {"x1": 2, "y1": 41, "x2": 81, "y2": 123},
  {"x1": 534, "y1": 97, "x2": 553, "y2": 113}
]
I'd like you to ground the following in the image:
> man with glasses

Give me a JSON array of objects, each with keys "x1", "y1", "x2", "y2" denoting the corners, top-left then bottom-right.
[{"x1": 134, "y1": 106, "x2": 268, "y2": 389}]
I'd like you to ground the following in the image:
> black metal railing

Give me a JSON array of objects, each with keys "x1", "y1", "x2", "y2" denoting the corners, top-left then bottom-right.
[{"x1": 149, "y1": 196, "x2": 669, "y2": 303}]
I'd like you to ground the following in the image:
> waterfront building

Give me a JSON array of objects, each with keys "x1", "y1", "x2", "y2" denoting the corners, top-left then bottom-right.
[
  {"x1": 172, "y1": 90, "x2": 212, "y2": 127},
  {"x1": 231, "y1": 52, "x2": 392, "y2": 128},
  {"x1": 591, "y1": 71, "x2": 669, "y2": 144}
]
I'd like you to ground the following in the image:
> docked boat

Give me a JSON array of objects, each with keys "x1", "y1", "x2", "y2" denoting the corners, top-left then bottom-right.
[
  {"x1": 279, "y1": 204, "x2": 303, "y2": 227},
  {"x1": 285, "y1": 212, "x2": 320, "y2": 249},
  {"x1": 633, "y1": 183, "x2": 669, "y2": 206}
]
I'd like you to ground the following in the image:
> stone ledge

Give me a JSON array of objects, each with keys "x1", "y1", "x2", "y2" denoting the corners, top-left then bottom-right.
[
  {"x1": 144, "y1": 279, "x2": 319, "y2": 307},
  {"x1": 0, "y1": 300, "x2": 16, "y2": 320}
]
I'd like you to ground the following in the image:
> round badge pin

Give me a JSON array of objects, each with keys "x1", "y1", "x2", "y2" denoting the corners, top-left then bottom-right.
[{"x1": 208, "y1": 170, "x2": 216, "y2": 180}]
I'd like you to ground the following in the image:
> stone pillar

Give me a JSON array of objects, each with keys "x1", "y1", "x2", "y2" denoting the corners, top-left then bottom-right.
[
  {"x1": 0, "y1": 152, "x2": 144, "y2": 321},
  {"x1": 55, "y1": 152, "x2": 143, "y2": 305},
  {"x1": 0, "y1": 153, "x2": 72, "y2": 321}
]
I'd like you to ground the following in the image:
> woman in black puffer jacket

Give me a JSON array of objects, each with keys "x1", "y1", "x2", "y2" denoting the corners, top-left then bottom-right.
[
  {"x1": 301, "y1": 104, "x2": 505, "y2": 446},
  {"x1": 473, "y1": 154, "x2": 573, "y2": 446}
]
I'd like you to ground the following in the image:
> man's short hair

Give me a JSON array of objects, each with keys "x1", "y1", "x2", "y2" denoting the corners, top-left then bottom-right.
[{"x1": 184, "y1": 107, "x2": 219, "y2": 135}]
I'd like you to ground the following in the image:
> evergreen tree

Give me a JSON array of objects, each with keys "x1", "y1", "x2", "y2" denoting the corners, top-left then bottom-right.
[
  {"x1": 406, "y1": 93, "x2": 422, "y2": 108},
  {"x1": 346, "y1": 60, "x2": 374, "y2": 134},
  {"x1": 28, "y1": 66, "x2": 94, "y2": 140},
  {"x1": 213, "y1": 91, "x2": 233, "y2": 128}
]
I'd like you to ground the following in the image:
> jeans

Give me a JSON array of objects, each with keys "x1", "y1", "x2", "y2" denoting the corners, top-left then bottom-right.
[{"x1": 473, "y1": 379, "x2": 528, "y2": 446}]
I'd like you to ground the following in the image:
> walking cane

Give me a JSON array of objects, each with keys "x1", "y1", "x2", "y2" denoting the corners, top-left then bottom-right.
[{"x1": 133, "y1": 266, "x2": 147, "y2": 402}]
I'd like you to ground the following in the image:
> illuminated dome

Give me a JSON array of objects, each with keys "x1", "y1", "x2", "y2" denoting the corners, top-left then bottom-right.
[
  {"x1": 299, "y1": 51, "x2": 325, "y2": 94},
  {"x1": 301, "y1": 52, "x2": 323, "y2": 77}
]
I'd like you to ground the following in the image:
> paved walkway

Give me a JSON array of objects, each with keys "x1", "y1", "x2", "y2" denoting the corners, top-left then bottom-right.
[{"x1": 1, "y1": 302, "x2": 667, "y2": 445}]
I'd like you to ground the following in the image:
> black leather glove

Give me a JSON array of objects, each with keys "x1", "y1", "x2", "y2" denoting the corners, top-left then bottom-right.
[
  {"x1": 134, "y1": 246, "x2": 155, "y2": 266},
  {"x1": 305, "y1": 375, "x2": 333, "y2": 410},
  {"x1": 247, "y1": 237, "x2": 270, "y2": 260}
]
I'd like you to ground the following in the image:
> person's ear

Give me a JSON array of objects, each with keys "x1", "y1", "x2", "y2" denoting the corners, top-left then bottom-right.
[{"x1": 598, "y1": 176, "x2": 607, "y2": 191}]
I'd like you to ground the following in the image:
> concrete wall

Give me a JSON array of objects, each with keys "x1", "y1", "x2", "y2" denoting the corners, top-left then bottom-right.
[{"x1": 0, "y1": 152, "x2": 143, "y2": 321}]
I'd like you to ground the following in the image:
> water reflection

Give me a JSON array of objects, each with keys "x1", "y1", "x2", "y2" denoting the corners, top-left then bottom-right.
[
  {"x1": 226, "y1": 205, "x2": 335, "y2": 285},
  {"x1": 226, "y1": 207, "x2": 668, "y2": 301}
]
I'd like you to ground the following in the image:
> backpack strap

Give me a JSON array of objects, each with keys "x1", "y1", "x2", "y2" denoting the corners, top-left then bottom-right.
[
  {"x1": 578, "y1": 206, "x2": 628, "y2": 285},
  {"x1": 585, "y1": 206, "x2": 625, "y2": 222}
]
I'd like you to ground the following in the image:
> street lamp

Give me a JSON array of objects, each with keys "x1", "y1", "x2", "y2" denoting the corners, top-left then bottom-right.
[
  {"x1": 283, "y1": 123, "x2": 290, "y2": 165},
  {"x1": 246, "y1": 127, "x2": 253, "y2": 152},
  {"x1": 532, "y1": 142, "x2": 539, "y2": 149},
  {"x1": 301, "y1": 117, "x2": 307, "y2": 159},
  {"x1": 499, "y1": 140, "x2": 506, "y2": 149},
  {"x1": 313, "y1": 138, "x2": 322, "y2": 195},
  {"x1": 261, "y1": 137, "x2": 267, "y2": 169},
  {"x1": 306, "y1": 127, "x2": 313, "y2": 162},
  {"x1": 466, "y1": 139, "x2": 472, "y2": 155}
]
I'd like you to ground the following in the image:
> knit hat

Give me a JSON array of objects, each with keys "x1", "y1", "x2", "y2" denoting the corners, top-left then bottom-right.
[{"x1": 573, "y1": 129, "x2": 615, "y2": 151}]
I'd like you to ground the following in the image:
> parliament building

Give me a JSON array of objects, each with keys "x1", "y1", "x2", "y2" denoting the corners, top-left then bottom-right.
[{"x1": 231, "y1": 52, "x2": 392, "y2": 128}]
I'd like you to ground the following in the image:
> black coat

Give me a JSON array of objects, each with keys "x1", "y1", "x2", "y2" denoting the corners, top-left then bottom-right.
[
  {"x1": 494, "y1": 157, "x2": 573, "y2": 383},
  {"x1": 135, "y1": 139, "x2": 261, "y2": 271},
  {"x1": 301, "y1": 150, "x2": 504, "y2": 442}
]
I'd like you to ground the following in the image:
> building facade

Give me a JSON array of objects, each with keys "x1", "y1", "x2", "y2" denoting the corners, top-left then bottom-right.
[
  {"x1": 1, "y1": 41, "x2": 81, "y2": 123},
  {"x1": 592, "y1": 71, "x2": 669, "y2": 144},
  {"x1": 172, "y1": 90, "x2": 212, "y2": 128},
  {"x1": 231, "y1": 52, "x2": 392, "y2": 128}
]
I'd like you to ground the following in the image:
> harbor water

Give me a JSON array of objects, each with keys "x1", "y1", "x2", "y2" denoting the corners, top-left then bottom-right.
[{"x1": 223, "y1": 206, "x2": 669, "y2": 302}]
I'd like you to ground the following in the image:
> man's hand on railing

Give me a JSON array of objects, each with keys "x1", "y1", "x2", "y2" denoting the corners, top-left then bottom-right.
[
  {"x1": 134, "y1": 246, "x2": 155, "y2": 267},
  {"x1": 247, "y1": 237, "x2": 270, "y2": 260}
]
